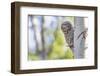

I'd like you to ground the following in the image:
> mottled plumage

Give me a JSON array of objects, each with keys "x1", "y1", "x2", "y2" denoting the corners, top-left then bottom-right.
[{"x1": 61, "y1": 21, "x2": 74, "y2": 50}]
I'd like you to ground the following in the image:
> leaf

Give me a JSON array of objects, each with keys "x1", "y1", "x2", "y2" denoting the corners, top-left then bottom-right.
[{"x1": 65, "y1": 48, "x2": 74, "y2": 59}]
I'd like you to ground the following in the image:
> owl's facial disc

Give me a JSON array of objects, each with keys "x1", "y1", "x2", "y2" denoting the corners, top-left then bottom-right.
[{"x1": 61, "y1": 25, "x2": 67, "y2": 32}]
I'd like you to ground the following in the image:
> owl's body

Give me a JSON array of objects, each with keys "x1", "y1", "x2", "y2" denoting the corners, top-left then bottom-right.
[{"x1": 61, "y1": 21, "x2": 74, "y2": 51}]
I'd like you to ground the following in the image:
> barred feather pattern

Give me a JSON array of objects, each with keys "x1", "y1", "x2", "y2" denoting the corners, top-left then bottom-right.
[{"x1": 61, "y1": 21, "x2": 74, "y2": 50}]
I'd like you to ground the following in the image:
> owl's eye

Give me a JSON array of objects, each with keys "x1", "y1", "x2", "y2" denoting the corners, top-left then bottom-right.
[
  {"x1": 68, "y1": 26, "x2": 70, "y2": 28},
  {"x1": 62, "y1": 25, "x2": 66, "y2": 28}
]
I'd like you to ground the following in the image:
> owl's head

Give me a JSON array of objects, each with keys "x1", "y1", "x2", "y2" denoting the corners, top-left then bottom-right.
[{"x1": 61, "y1": 21, "x2": 72, "y2": 32}]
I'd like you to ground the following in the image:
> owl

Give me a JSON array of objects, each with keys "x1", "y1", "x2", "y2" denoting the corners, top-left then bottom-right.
[{"x1": 61, "y1": 21, "x2": 74, "y2": 50}]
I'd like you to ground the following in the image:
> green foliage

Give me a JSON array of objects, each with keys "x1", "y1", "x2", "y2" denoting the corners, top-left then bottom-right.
[
  {"x1": 55, "y1": 29, "x2": 65, "y2": 45},
  {"x1": 28, "y1": 52, "x2": 39, "y2": 60},
  {"x1": 29, "y1": 16, "x2": 75, "y2": 60},
  {"x1": 48, "y1": 29, "x2": 74, "y2": 59},
  {"x1": 65, "y1": 47, "x2": 74, "y2": 59},
  {"x1": 48, "y1": 29, "x2": 64, "y2": 59},
  {"x1": 29, "y1": 28, "x2": 74, "y2": 60}
]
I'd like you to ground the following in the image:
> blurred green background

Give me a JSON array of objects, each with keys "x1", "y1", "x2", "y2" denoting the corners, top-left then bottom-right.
[{"x1": 28, "y1": 16, "x2": 74, "y2": 60}]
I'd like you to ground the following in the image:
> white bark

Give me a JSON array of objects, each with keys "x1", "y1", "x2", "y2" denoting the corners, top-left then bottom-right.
[{"x1": 74, "y1": 17, "x2": 85, "y2": 59}]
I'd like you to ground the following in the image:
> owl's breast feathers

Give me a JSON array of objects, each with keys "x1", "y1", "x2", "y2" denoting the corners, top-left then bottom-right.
[{"x1": 61, "y1": 21, "x2": 74, "y2": 50}]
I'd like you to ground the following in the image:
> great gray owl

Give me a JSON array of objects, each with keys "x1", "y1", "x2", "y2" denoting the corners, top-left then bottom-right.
[{"x1": 61, "y1": 21, "x2": 74, "y2": 51}]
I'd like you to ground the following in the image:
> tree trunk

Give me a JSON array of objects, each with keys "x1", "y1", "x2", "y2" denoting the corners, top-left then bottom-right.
[
  {"x1": 31, "y1": 16, "x2": 39, "y2": 54},
  {"x1": 40, "y1": 17, "x2": 47, "y2": 59},
  {"x1": 74, "y1": 17, "x2": 85, "y2": 59}
]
